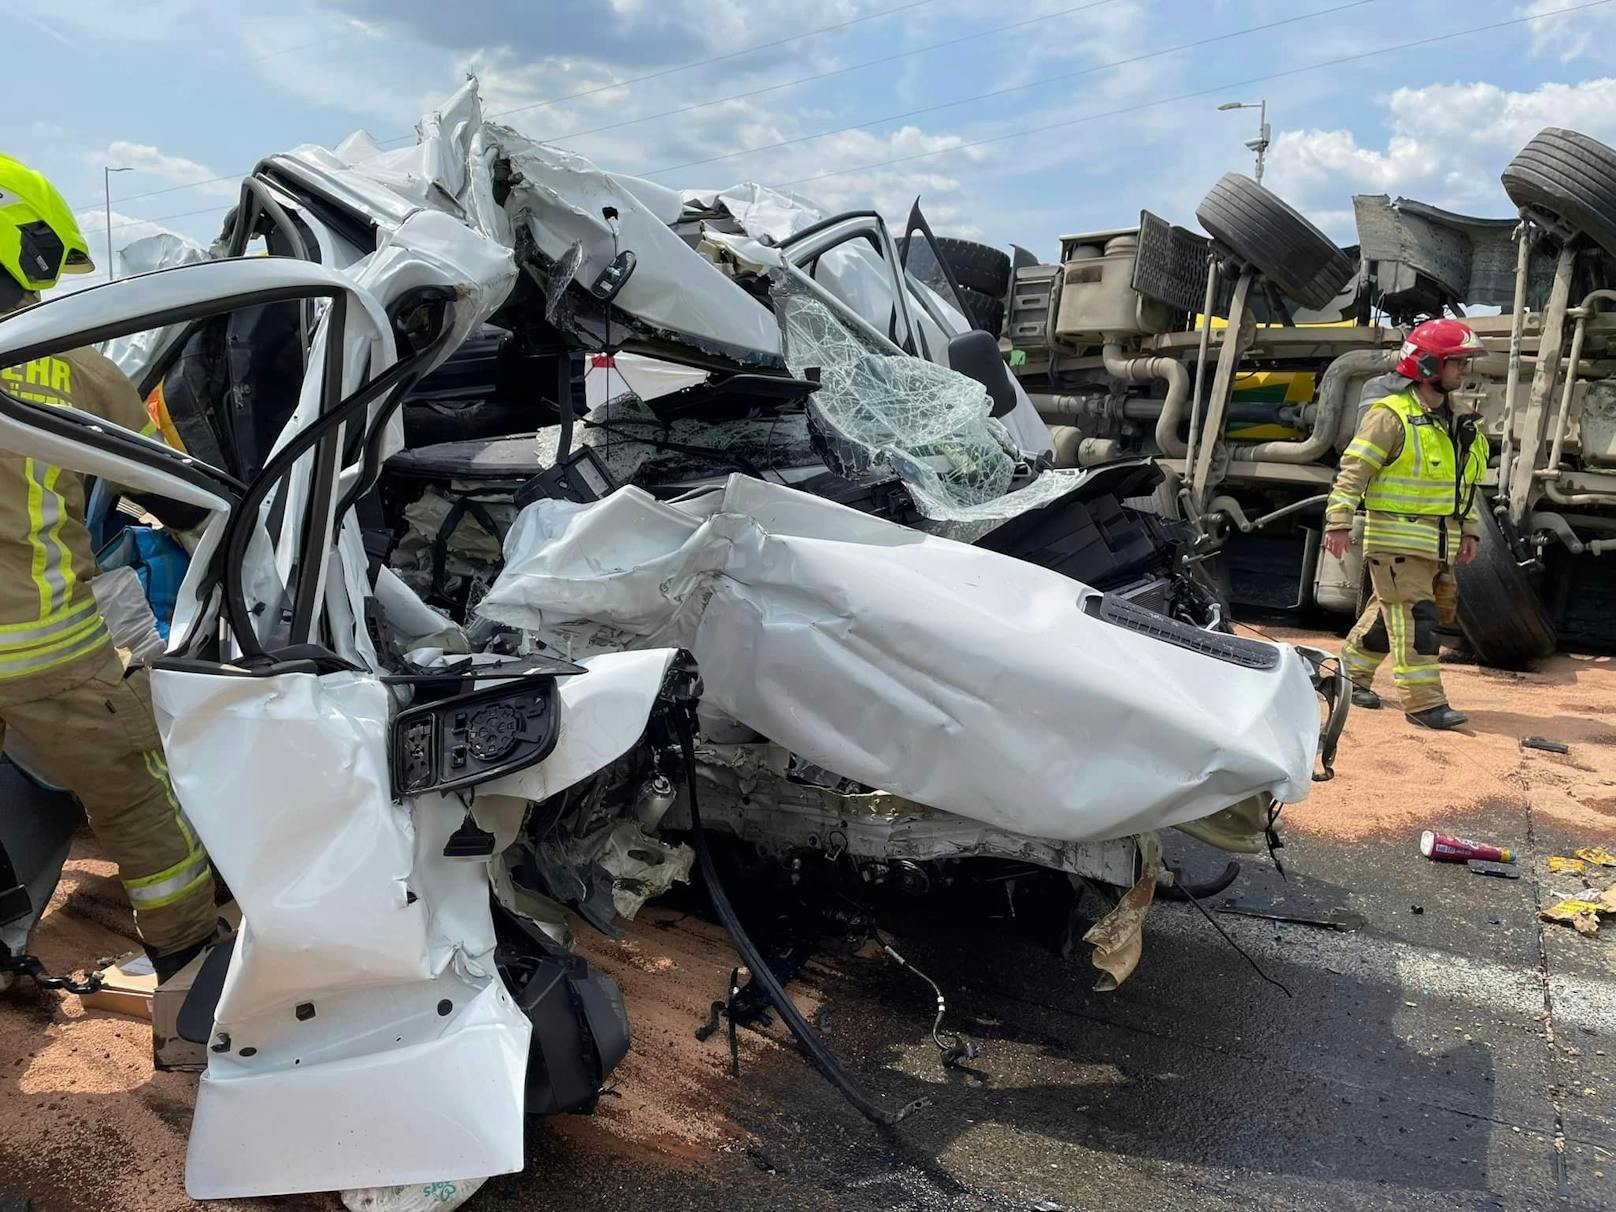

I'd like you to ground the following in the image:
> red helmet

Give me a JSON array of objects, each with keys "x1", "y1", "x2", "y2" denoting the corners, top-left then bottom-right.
[{"x1": 1396, "y1": 317, "x2": 1486, "y2": 381}]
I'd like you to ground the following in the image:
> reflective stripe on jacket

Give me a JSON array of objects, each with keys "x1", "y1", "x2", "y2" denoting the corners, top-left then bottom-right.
[
  {"x1": 1327, "y1": 388, "x2": 1489, "y2": 561},
  {"x1": 0, "y1": 346, "x2": 161, "y2": 679}
]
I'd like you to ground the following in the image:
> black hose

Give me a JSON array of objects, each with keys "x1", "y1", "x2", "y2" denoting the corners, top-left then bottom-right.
[
  {"x1": 674, "y1": 707, "x2": 925, "y2": 1127},
  {"x1": 1173, "y1": 876, "x2": 1293, "y2": 999}
]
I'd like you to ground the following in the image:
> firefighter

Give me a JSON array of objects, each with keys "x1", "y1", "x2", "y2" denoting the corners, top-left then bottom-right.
[
  {"x1": 0, "y1": 154, "x2": 220, "y2": 980},
  {"x1": 1322, "y1": 317, "x2": 1490, "y2": 731}
]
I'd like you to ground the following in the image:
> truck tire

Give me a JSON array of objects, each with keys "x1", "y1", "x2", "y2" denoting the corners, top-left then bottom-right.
[
  {"x1": 1195, "y1": 174, "x2": 1357, "y2": 312},
  {"x1": 1455, "y1": 505, "x2": 1557, "y2": 669},
  {"x1": 957, "y1": 285, "x2": 1004, "y2": 335},
  {"x1": 933, "y1": 238, "x2": 1012, "y2": 297},
  {"x1": 1501, "y1": 128, "x2": 1616, "y2": 257}
]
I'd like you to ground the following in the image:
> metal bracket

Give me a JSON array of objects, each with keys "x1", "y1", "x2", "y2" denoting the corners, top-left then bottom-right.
[{"x1": 0, "y1": 950, "x2": 103, "y2": 996}]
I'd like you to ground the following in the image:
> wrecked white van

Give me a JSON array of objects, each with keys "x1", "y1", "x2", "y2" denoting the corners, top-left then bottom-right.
[{"x1": 0, "y1": 79, "x2": 1344, "y2": 1202}]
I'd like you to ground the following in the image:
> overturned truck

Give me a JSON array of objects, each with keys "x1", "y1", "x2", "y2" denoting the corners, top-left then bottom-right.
[{"x1": 993, "y1": 127, "x2": 1616, "y2": 666}]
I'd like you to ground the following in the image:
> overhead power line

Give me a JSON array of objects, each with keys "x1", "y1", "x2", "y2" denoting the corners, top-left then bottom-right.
[
  {"x1": 414, "y1": 0, "x2": 946, "y2": 137},
  {"x1": 772, "y1": 0, "x2": 1616, "y2": 190},
  {"x1": 103, "y1": 0, "x2": 1610, "y2": 237},
  {"x1": 77, "y1": 0, "x2": 945, "y2": 209},
  {"x1": 637, "y1": 0, "x2": 1381, "y2": 177},
  {"x1": 544, "y1": 0, "x2": 1122, "y2": 146}
]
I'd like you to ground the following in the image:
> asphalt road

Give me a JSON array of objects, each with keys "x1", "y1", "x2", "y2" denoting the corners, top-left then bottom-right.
[{"x1": 3, "y1": 644, "x2": 1614, "y2": 1212}]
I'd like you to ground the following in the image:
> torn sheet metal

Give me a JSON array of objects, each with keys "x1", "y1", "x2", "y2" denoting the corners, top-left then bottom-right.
[
  {"x1": 494, "y1": 129, "x2": 782, "y2": 365},
  {"x1": 274, "y1": 78, "x2": 500, "y2": 248},
  {"x1": 151, "y1": 666, "x2": 529, "y2": 1198},
  {"x1": 681, "y1": 183, "x2": 830, "y2": 241},
  {"x1": 98, "y1": 233, "x2": 212, "y2": 379},
  {"x1": 479, "y1": 475, "x2": 1320, "y2": 843}
]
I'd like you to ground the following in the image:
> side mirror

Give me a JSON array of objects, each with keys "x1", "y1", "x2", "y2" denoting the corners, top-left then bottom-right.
[{"x1": 391, "y1": 676, "x2": 562, "y2": 798}]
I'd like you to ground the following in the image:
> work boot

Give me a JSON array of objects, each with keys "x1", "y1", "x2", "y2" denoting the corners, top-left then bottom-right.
[
  {"x1": 1351, "y1": 686, "x2": 1382, "y2": 709},
  {"x1": 1406, "y1": 705, "x2": 1468, "y2": 731},
  {"x1": 147, "y1": 918, "x2": 233, "y2": 985}
]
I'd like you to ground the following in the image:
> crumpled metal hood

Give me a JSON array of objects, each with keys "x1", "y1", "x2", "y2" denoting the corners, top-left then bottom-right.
[{"x1": 479, "y1": 475, "x2": 1321, "y2": 844}]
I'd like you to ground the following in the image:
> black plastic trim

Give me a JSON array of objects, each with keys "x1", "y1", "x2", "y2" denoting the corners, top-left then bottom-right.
[{"x1": 1081, "y1": 593, "x2": 1280, "y2": 670}]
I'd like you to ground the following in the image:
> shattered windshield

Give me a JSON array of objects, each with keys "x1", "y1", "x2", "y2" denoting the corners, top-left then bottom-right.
[{"x1": 775, "y1": 273, "x2": 1082, "y2": 523}]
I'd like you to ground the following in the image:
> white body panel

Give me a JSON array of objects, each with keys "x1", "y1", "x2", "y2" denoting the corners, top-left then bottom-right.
[{"x1": 480, "y1": 476, "x2": 1320, "y2": 844}]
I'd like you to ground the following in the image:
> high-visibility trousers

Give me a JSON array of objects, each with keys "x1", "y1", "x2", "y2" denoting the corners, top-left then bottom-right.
[
  {"x1": 0, "y1": 646, "x2": 215, "y2": 954},
  {"x1": 1341, "y1": 553, "x2": 1455, "y2": 714}
]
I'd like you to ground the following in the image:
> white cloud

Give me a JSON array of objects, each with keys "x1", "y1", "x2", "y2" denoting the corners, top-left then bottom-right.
[
  {"x1": 1264, "y1": 78, "x2": 1616, "y2": 231},
  {"x1": 92, "y1": 141, "x2": 237, "y2": 200},
  {"x1": 648, "y1": 0, "x2": 864, "y2": 50},
  {"x1": 1519, "y1": 0, "x2": 1616, "y2": 62}
]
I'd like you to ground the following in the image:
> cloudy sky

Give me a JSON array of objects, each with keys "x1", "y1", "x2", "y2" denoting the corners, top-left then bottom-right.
[{"x1": 7, "y1": 0, "x2": 1616, "y2": 287}]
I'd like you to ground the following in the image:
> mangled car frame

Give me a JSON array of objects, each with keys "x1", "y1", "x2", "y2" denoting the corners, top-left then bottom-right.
[{"x1": 0, "y1": 81, "x2": 1343, "y2": 1200}]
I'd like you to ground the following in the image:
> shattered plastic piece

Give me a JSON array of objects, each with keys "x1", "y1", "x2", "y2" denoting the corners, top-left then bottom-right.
[
  {"x1": 1576, "y1": 847, "x2": 1616, "y2": 868},
  {"x1": 1541, "y1": 901, "x2": 1602, "y2": 935},
  {"x1": 341, "y1": 1178, "x2": 487, "y2": 1212}
]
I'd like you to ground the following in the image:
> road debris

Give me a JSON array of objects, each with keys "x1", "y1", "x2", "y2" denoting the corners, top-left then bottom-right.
[
  {"x1": 1420, "y1": 830, "x2": 1515, "y2": 864},
  {"x1": 1467, "y1": 860, "x2": 1521, "y2": 880},
  {"x1": 341, "y1": 1178, "x2": 487, "y2": 1212},
  {"x1": 1541, "y1": 901, "x2": 1603, "y2": 936},
  {"x1": 1521, "y1": 736, "x2": 1571, "y2": 755},
  {"x1": 76, "y1": 951, "x2": 155, "y2": 1020},
  {"x1": 1550, "y1": 856, "x2": 1591, "y2": 876},
  {"x1": 1217, "y1": 897, "x2": 1365, "y2": 931},
  {"x1": 1577, "y1": 848, "x2": 1616, "y2": 868}
]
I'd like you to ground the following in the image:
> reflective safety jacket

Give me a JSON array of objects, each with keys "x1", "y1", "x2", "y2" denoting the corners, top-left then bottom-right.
[
  {"x1": 1326, "y1": 388, "x2": 1489, "y2": 561},
  {"x1": 0, "y1": 343, "x2": 161, "y2": 680}
]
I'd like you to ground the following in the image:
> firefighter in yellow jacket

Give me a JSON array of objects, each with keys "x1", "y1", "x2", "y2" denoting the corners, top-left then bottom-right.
[
  {"x1": 0, "y1": 154, "x2": 218, "y2": 979},
  {"x1": 1322, "y1": 317, "x2": 1490, "y2": 732}
]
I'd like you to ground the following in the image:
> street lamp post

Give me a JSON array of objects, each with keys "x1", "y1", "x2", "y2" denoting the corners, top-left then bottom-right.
[
  {"x1": 1217, "y1": 100, "x2": 1270, "y2": 185},
  {"x1": 103, "y1": 165, "x2": 132, "y2": 281}
]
